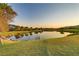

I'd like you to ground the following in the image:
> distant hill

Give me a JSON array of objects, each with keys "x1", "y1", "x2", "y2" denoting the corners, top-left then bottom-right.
[
  {"x1": 57, "y1": 25, "x2": 79, "y2": 32},
  {"x1": 59, "y1": 25, "x2": 79, "y2": 29}
]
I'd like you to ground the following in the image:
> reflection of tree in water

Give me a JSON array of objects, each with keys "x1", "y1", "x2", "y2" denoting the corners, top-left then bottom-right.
[
  {"x1": 34, "y1": 31, "x2": 43, "y2": 34},
  {"x1": 29, "y1": 32, "x2": 32, "y2": 35},
  {"x1": 60, "y1": 31, "x2": 64, "y2": 34},
  {"x1": 34, "y1": 31, "x2": 39, "y2": 34},
  {"x1": 25, "y1": 33, "x2": 28, "y2": 36},
  {"x1": 39, "y1": 31, "x2": 43, "y2": 33},
  {"x1": 15, "y1": 33, "x2": 21, "y2": 39}
]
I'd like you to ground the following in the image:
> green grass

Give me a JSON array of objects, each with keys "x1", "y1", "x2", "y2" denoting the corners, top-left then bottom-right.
[
  {"x1": 59, "y1": 29, "x2": 79, "y2": 32},
  {"x1": 0, "y1": 31, "x2": 29, "y2": 36},
  {"x1": 0, "y1": 35, "x2": 79, "y2": 56}
]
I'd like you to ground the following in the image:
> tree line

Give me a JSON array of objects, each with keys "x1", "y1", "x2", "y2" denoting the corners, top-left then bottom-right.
[{"x1": 9, "y1": 24, "x2": 56, "y2": 32}]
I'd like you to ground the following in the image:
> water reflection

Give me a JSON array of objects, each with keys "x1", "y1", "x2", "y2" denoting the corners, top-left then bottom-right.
[
  {"x1": 59, "y1": 31, "x2": 64, "y2": 34},
  {"x1": 29, "y1": 32, "x2": 32, "y2": 35},
  {"x1": 7, "y1": 31, "x2": 71, "y2": 40}
]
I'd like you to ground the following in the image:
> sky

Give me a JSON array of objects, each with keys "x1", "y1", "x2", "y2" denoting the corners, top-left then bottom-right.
[{"x1": 8, "y1": 3, "x2": 79, "y2": 28}]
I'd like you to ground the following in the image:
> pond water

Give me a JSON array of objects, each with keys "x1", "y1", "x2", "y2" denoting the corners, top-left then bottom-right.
[{"x1": 8, "y1": 31, "x2": 71, "y2": 40}]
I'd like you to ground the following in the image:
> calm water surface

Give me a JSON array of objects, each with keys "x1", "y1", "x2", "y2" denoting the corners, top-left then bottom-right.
[{"x1": 8, "y1": 31, "x2": 71, "y2": 40}]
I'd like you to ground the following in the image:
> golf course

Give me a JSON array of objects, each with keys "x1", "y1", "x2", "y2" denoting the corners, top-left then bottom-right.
[{"x1": 0, "y1": 34, "x2": 79, "y2": 56}]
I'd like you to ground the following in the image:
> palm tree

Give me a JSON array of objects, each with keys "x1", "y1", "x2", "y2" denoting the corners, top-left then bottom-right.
[{"x1": 0, "y1": 3, "x2": 17, "y2": 32}]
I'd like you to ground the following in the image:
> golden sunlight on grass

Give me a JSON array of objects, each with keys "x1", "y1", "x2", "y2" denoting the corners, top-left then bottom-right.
[
  {"x1": 1, "y1": 35, "x2": 79, "y2": 56},
  {"x1": 1, "y1": 39, "x2": 18, "y2": 45}
]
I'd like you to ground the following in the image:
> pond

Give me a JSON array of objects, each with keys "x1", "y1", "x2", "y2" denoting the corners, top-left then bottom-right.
[{"x1": 8, "y1": 31, "x2": 72, "y2": 40}]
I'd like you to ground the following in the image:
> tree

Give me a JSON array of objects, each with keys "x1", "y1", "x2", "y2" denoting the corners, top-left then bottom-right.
[{"x1": 0, "y1": 3, "x2": 17, "y2": 32}]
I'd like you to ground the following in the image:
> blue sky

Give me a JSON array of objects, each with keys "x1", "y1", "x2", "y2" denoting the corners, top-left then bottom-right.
[{"x1": 9, "y1": 3, "x2": 79, "y2": 28}]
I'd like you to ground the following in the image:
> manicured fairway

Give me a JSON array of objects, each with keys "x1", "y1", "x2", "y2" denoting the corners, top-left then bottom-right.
[{"x1": 0, "y1": 35, "x2": 79, "y2": 56}]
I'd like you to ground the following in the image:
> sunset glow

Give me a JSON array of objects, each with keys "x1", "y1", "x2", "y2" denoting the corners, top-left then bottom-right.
[{"x1": 9, "y1": 3, "x2": 79, "y2": 28}]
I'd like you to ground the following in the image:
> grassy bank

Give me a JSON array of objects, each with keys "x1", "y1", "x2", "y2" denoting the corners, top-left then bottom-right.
[
  {"x1": 0, "y1": 35, "x2": 79, "y2": 56},
  {"x1": 0, "y1": 31, "x2": 29, "y2": 36}
]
